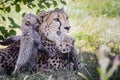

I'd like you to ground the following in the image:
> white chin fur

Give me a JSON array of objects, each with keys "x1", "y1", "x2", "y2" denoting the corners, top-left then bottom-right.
[
  {"x1": 67, "y1": 30, "x2": 69, "y2": 33},
  {"x1": 47, "y1": 33, "x2": 59, "y2": 42}
]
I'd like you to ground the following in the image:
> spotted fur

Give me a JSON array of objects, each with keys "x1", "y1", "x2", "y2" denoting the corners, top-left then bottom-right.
[
  {"x1": 0, "y1": 34, "x2": 78, "y2": 75},
  {"x1": 0, "y1": 42, "x2": 20, "y2": 75},
  {"x1": 12, "y1": 13, "x2": 44, "y2": 74},
  {"x1": 0, "y1": 9, "x2": 78, "y2": 75}
]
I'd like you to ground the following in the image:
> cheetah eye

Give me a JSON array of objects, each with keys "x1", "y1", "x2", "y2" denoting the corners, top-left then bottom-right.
[
  {"x1": 66, "y1": 44, "x2": 69, "y2": 46},
  {"x1": 25, "y1": 21, "x2": 31, "y2": 26},
  {"x1": 54, "y1": 18, "x2": 59, "y2": 22},
  {"x1": 66, "y1": 17, "x2": 69, "y2": 20},
  {"x1": 60, "y1": 44, "x2": 62, "y2": 46}
]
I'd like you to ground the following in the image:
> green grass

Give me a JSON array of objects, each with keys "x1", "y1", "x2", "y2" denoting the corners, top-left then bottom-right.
[{"x1": 63, "y1": 0, "x2": 120, "y2": 53}]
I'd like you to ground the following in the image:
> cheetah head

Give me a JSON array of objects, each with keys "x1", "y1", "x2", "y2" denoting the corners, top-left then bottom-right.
[
  {"x1": 37, "y1": 8, "x2": 71, "y2": 42},
  {"x1": 55, "y1": 34, "x2": 75, "y2": 53}
]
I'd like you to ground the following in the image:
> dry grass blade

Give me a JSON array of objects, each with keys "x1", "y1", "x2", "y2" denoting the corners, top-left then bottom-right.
[{"x1": 77, "y1": 72, "x2": 88, "y2": 80}]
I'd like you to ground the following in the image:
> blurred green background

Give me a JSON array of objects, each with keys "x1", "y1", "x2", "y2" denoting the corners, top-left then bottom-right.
[{"x1": 0, "y1": 0, "x2": 120, "y2": 80}]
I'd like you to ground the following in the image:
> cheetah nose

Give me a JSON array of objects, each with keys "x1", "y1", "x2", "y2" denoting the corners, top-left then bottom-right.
[
  {"x1": 63, "y1": 49, "x2": 66, "y2": 51},
  {"x1": 57, "y1": 31, "x2": 61, "y2": 36},
  {"x1": 64, "y1": 26, "x2": 71, "y2": 31}
]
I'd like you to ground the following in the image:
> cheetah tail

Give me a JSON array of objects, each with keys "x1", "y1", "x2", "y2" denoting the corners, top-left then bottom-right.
[{"x1": 0, "y1": 35, "x2": 21, "y2": 46}]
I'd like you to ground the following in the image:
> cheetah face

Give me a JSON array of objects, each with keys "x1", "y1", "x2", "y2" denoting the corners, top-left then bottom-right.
[
  {"x1": 22, "y1": 13, "x2": 39, "y2": 30},
  {"x1": 56, "y1": 42, "x2": 73, "y2": 54},
  {"x1": 55, "y1": 34, "x2": 75, "y2": 54},
  {"x1": 37, "y1": 8, "x2": 71, "y2": 42}
]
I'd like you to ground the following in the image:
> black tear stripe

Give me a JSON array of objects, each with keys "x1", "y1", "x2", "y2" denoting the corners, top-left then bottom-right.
[
  {"x1": 47, "y1": 13, "x2": 62, "y2": 32},
  {"x1": 58, "y1": 13, "x2": 62, "y2": 31}
]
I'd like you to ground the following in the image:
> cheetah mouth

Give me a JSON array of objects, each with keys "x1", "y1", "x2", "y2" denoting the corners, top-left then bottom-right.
[{"x1": 67, "y1": 28, "x2": 70, "y2": 33}]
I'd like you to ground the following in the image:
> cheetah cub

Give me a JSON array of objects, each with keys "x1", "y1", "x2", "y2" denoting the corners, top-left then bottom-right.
[
  {"x1": 55, "y1": 34, "x2": 78, "y2": 70},
  {"x1": 55, "y1": 34, "x2": 75, "y2": 54},
  {"x1": 12, "y1": 13, "x2": 43, "y2": 74}
]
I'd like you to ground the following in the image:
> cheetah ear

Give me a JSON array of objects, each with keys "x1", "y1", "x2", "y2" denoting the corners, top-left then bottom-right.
[
  {"x1": 71, "y1": 38, "x2": 75, "y2": 45},
  {"x1": 37, "y1": 12, "x2": 48, "y2": 24}
]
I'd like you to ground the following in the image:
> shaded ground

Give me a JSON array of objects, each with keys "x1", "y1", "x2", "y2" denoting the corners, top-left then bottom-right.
[{"x1": 0, "y1": 52, "x2": 100, "y2": 80}]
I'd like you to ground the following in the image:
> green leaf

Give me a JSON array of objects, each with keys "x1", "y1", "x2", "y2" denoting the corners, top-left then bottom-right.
[
  {"x1": 55, "y1": 8, "x2": 60, "y2": 10},
  {"x1": 53, "y1": 1, "x2": 57, "y2": 7},
  {"x1": 1, "y1": 16, "x2": 6, "y2": 21},
  {"x1": 39, "y1": 0, "x2": 46, "y2": 3},
  {"x1": 60, "y1": 0, "x2": 66, "y2": 5},
  {"x1": 15, "y1": 4, "x2": 21, "y2": 12},
  {"x1": 0, "y1": 26, "x2": 5, "y2": 31},
  {"x1": 9, "y1": 23, "x2": 20, "y2": 28},
  {"x1": 13, "y1": 0, "x2": 19, "y2": 4},
  {"x1": 8, "y1": 17, "x2": 20, "y2": 28},
  {"x1": 8, "y1": 17, "x2": 14, "y2": 24},
  {"x1": 0, "y1": 27, "x2": 9, "y2": 38},
  {"x1": 23, "y1": 0, "x2": 27, "y2": 5},
  {"x1": 27, "y1": 0, "x2": 34, "y2": 3},
  {"x1": 9, "y1": 29, "x2": 16, "y2": 36},
  {"x1": 38, "y1": 3, "x2": 45, "y2": 9},
  {"x1": 0, "y1": 35, "x2": 4, "y2": 41},
  {"x1": 22, "y1": 13, "x2": 26, "y2": 17},
  {"x1": 27, "y1": 4, "x2": 32, "y2": 9},
  {"x1": 31, "y1": 3, "x2": 36, "y2": 7},
  {"x1": 5, "y1": 6, "x2": 11, "y2": 12},
  {"x1": 36, "y1": 9, "x2": 40, "y2": 15},
  {"x1": 0, "y1": 8, "x2": 4, "y2": 11},
  {"x1": 13, "y1": 23, "x2": 20, "y2": 28},
  {"x1": 1, "y1": 4, "x2": 5, "y2": 9},
  {"x1": 4, "y1": 32, "x2": 9, "y2": 38},
  {"x1": 44, "y1": 2, "x2": 51, "y2": 8},
  {"x1": 0, "y1": 26, "x2": 7, "y2": 35}
]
